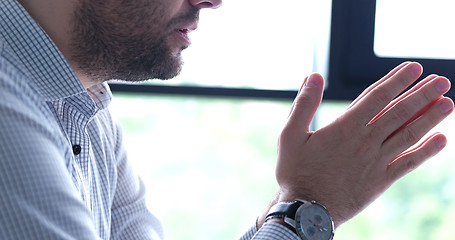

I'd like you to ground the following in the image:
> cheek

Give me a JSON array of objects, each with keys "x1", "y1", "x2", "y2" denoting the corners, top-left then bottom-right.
[{"x1": 166, "y1": 0, "x2": 191, "y2": 20}]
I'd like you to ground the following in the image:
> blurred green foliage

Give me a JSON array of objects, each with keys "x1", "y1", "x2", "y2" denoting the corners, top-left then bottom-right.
[{"x1": 111, "y1": 94, "x2": 455, "y2": 240}]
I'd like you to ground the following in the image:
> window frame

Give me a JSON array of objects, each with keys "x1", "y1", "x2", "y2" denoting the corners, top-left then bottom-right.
[
  {"x1": 326, "y1": 0, "x2": 455, "y2": 100},
  {"x1": 111, "y1": 0, "x2": 455, "y2": 101},
  {"x1": 109, "y1": 83, "x2": 298, "y2": 100}
]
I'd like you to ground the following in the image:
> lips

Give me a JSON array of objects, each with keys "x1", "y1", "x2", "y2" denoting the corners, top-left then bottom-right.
[
  {"x1": 174, "y1": 22, "x2": 198, "y2": 45},
  {"x1": 179, "y1": 22, "x2": 198, "y2": 33},
  {"x1": 175, "y1": 29, "x2": 191, "y2": 45}
]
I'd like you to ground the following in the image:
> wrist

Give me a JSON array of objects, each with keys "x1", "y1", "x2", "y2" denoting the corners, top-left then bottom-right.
[
  {"x1": 265, "y1": 199, "x2": 335, "y2": 240},
  {"x1": 265, "y1": 217, "x2": 297, "y2": 234},
  {"x1": 277, "y1": 187, "x2": 312, "y2": 203},
  {"x1": 256, "y1": 193, "x2": 279, "y2": 230},
  {"x1": 277, "y1": 189, "x2": 340, "y2": 229}
]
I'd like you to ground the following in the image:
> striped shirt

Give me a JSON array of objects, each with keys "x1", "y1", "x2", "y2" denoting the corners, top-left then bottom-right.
[{"x1": 0, "y1": 0, "x2": 300, "y2": 239}]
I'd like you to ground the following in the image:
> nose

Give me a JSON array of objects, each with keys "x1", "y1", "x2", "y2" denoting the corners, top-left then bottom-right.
[{"x1": 189, "y1": 0, "x2": 222, "y2": 9}]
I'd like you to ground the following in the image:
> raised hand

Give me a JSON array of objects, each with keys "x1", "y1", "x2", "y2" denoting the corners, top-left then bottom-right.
[{"x1": 275, "y1": 62, "x2": 453, "y2": 228}]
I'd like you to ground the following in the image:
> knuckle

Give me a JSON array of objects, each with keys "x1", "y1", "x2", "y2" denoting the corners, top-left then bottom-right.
[
  {"x1": 406, "y1": 158, "x2": 417, "y2": 171},
  {"x1": 370, "y1": 86, "x2": 392, "y2": 105},
  {"x1": 401, "y1": 127, "x2": 420, "y2": 144},
  {"x1": 390, "y1": 104, "x2": 412, "y2": 123},
  {"x1": 416, "y1": 86, "x2": 438, "y2": 108},
  {"x1": 387, "y1": 166, "x2": 401, "y2": 182},
  {"x1": 278, "y1": 125, "x2": 299, "y2": 146},
  {"x1": 278, "y1": 127, "x2": 290, "y2": 144},
  {"x1": 394, "y1": 66, "x2": 416, "y2": 88},
  {"x1": 295, "y1": 93, "x2": 317, "y2": 108},
  {"x1": 388, "y1": 157, "x2": 417, "y2": 182},
  {"x1": 421, "y1": 87, "x2": 435, "y2": 103}
]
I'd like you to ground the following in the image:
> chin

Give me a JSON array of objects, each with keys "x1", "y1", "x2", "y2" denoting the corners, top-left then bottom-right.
[{"x1": 158, "y1": 54, "x2": 184, "y2": 79}]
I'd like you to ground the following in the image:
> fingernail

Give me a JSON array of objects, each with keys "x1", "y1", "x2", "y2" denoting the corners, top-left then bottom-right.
[
  {"x1": 298, "y1": 77, "x2": 308, "y2": 95},
  {"x1": 304, "y1": 74, "x2": 318, "y2": 88},
  {"x1": 437, "y1": 137, "x2": 447, "y2": 149},
  {"x1": 440, "y1": 101, "x2": 453, "y2": 114},
  {"x1": 435, "y1": 78, "x2": 450, "y2": 93},
  {"x1": 409, "y1": 63, "x2": 422, "y2": 77}
]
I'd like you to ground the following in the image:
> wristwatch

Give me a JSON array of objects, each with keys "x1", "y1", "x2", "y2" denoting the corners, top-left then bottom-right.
[{"x1": 265, "y1": 199, "x2": 334, "y2": 240}]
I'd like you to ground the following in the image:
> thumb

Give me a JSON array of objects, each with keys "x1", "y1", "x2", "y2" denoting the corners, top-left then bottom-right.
[{"x1": 287, "y1": 73, "x2": 325, "y2": 134}]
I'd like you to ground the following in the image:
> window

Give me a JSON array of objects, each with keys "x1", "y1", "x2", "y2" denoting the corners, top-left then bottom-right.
[
  {"x1": 110, "y1": 0, "x2": 332, "y2": 98},
  {"x1": 374, "y1": 0, "x2": 455, "y2": 60},
  {"x1": 110, "y1": 94, "x2": 289, "y2": 239},
  {"x1": 111, "y1": 94, "x2": 455, "y2": 240},
  {"x1": 327, "y1": 0, "x2": 455, "y2": 100},
  {"x1": 110, "y1": 0, "x2": 455, "y2": 239}
]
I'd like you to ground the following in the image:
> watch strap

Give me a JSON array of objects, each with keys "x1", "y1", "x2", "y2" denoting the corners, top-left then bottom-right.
[
  {"x1": 265, "y1": 215, "x2": 298, "y2": 234},
  {"x1": 266, "y1": 201, "x2": 302, "y2": 221},
  {"x1": 265, "y1": 199, "x2": 310, "y2": 232},
  {"x1": 265, "y1": 200, "x2": 307, "y2": 237}
]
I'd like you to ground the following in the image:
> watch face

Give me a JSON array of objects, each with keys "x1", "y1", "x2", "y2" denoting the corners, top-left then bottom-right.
[{"x1": 295, "y1": 204, "x2": 334, "y2": 240}]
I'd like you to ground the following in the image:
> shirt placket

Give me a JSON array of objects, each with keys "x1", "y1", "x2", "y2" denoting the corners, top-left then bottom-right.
[
  {"x1": 71, "y1": 118, "x2": 92, "y2": 210},
  {"x1": 55, "y1": 96, "x2": 98, "y2": 211}
]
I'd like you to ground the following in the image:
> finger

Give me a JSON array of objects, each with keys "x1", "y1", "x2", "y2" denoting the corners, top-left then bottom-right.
[
  {"x1": 369, "y1": 74, "x2": 439, "y2": 124},
  {"x1": 347, "y1": 62, "x2": 423, "y2": 125},
  {"x1": 371, "y1": 77, "x2": 451, "y2": 142},
  {"x1": 348, "y1": 62, "x2": 412, "y2": 109},
  {"x1": 381, "y1": 97, "x2": 453, "y2": 162},
  {"x1": 388, "y1": 96, "x2": 442, "y2": 137},
  {"x1": 386, "y1": 133, "x2": 447, "y2": 183},
  {"x1": 287, "y1": 73, "x2": 324, "y2": 134},
  {"x1": 288, "y1": 76, "x2": 309, "y2": 118}
]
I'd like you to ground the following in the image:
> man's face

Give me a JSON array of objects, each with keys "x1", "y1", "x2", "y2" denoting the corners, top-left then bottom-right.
[{"x1": 69, "y1": 0, "x2": 218, "y2": 83}]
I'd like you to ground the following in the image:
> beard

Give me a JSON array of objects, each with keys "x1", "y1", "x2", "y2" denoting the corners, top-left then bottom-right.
[{"x1": 69, "y1": 0, "x2": 198, "y2": 83}]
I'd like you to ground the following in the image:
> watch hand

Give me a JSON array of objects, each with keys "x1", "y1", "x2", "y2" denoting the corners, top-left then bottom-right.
[{"x1": 315, "y1": 225, "x2": 328, "y2": 232}]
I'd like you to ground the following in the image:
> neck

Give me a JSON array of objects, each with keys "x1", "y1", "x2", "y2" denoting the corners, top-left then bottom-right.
[{"x1": 18, "y1": 0, "x2": 95, "y2": 89}]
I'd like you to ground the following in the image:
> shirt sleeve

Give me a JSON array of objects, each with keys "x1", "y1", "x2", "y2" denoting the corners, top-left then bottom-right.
[
  {"x1": 237, "y1": 223, "x2": 257, "y2": 240},
  {"x1": 109, "y1": 121, "x2": 164, "y2": 240},
  {"x1": 252, "y1": 222, "x2": 301, "y2": 240},
  {"x1": 237, "y1": 222, "x2": 301, "y2": 240},
  {"x1": 0, "y1": 69, "x2": 101, "y2": 239}
]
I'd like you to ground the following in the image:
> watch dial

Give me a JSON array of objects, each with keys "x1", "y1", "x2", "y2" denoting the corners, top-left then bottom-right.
[{"x1": 296, "y1": 204, "x2": 333, "y2": 240}]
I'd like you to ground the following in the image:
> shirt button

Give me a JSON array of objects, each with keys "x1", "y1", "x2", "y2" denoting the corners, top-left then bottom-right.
[{"x1": 72, "y1": 145, "x2": 82, "y2": 155}]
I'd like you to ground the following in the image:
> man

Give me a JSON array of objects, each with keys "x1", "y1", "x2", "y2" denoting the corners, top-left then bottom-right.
[{"x1": 0, "y1": 0, "x2": 452, "y2": 239}]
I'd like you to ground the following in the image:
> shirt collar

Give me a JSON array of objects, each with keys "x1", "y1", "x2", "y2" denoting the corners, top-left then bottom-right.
[
  {"x1": 87, "y1": 83, "x2": 113, "y2": 111},
  {"x1": 0, "y1": 0, "x2": 86, "y2": 101}
]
